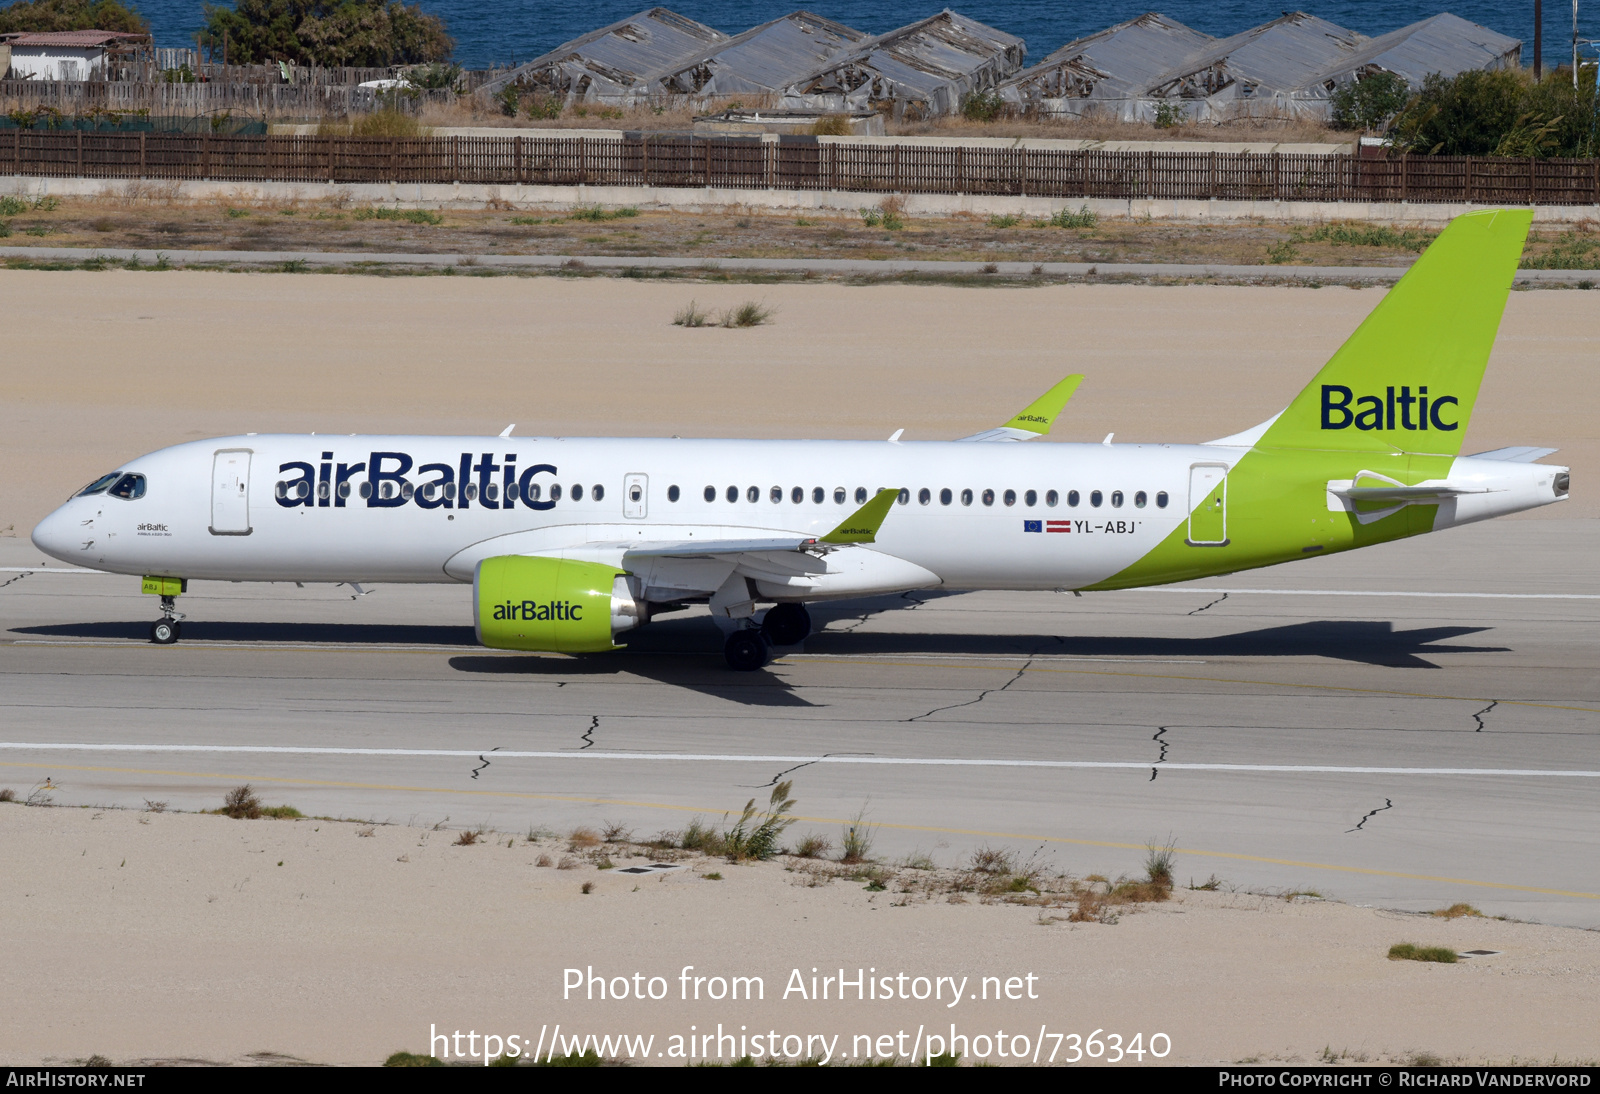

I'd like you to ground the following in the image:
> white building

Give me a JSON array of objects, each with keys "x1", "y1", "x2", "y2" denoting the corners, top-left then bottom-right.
[{"x1": 1, "y1": 30, "x2": 146, "y2": 81}]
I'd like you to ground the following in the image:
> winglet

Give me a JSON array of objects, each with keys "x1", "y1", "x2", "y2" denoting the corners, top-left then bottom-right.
[
  {"x1": 1005, "y1": 374, "x2": 1083, "y2": 434},
  {"x1": 820, "y1": 489, "x2": 900, "y2": 545},
  {"x1": 960, "y1": 374, "x2": 1083, "y2": 442}
]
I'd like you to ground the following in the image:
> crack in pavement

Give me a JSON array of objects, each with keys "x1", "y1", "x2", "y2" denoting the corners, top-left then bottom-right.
[
  {"x1": 904, "y1": 653, "x2": 1035, "y2": 722},
  {"x1": 1188, "y1": 591, "x2": 1229, "y2": 616},
  {"x1": 1347, "y1": 798, "x2": 1393, "y2": 833},
  {"x1": 1149, "y1": 726, "x2": 1170, "y2": 781},
  {"x1": 1471, "y1": 700, "x2": 1499, "y2": 732},
  {"x1": 834, "y1": 591, "x2": 928, "y2": 634},
  {"x1": 469, "y1": 746, "x2": 501, "y2": 781},
  {"x1": 0, "y1": 572, "x2": 32, "y2": 591},
  {"x1": 580, "y1": 716, "x2": 598, "y2": 750}
]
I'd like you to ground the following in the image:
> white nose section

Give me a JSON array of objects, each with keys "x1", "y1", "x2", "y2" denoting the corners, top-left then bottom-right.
[{"x1": 31, "y1": 504, "x2": 78, "y2": 564}]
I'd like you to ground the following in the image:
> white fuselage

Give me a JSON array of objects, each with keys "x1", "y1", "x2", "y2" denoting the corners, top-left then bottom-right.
[{"x1": 31, "y1": 435, "x2": 1564, "y2": 603}]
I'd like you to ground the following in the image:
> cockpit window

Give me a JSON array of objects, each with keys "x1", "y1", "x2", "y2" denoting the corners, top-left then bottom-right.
[
  {"x1": 76, "y1": 473, "x2": 122, "y2": 497},
  {"x1": 106, "y1": 474, "x2": 147, "y2": 500}
]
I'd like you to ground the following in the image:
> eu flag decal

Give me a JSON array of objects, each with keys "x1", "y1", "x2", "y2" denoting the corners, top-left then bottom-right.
[{"x1": 1023, "y1": 520, "x2": 1042, "y2": 532}]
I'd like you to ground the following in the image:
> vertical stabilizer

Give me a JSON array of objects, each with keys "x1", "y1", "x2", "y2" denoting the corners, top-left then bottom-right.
[{"x1": 1256, "y1": 209, "x2": 1531, "y2": 457}]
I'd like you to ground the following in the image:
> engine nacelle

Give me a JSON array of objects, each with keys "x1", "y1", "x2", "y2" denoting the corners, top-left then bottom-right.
[{"x1": 474, "y1": 555, "x2": 643, "y2": 652}]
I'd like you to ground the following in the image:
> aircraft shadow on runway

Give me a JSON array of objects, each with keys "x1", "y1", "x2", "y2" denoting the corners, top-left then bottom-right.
[
  {"x1": 805, "y1": 619, "x2": 1507, "y2": 669},
  {"x1": 15, "y1": 616, "x2": 1504, "y2": 674},
  {"x1": 12, "y1": 620, "x2": 481, "y2": 645}
]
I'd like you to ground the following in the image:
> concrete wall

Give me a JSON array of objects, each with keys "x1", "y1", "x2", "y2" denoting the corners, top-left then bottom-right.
[{"x1": 4, "y1": 173, "x2": 1597, "y2": 225}]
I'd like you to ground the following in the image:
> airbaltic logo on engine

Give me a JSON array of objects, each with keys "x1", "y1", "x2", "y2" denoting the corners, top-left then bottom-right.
[
  {"x1": 1321, "y1": 385, "x2": 1459, "y2": 431},
  {"x1": 492, "y1": 600, "x2": 584, "y2": 622}
]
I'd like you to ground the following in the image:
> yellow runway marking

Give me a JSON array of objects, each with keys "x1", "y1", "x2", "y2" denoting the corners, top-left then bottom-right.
[{"x1": 4, "y1": 759, "x2": 1595, "y2": 902}]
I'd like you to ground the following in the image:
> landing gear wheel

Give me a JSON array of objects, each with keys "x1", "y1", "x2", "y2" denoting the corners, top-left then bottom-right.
[
  {"x1": 150, "y1": 618, "x2": 179, "y2": 645},
  {"x1": 723, "y1": 630, "x2": 768, "y2": 672},
  {"x1": 761, "y1": 603, "x2": 812, "y2": 646}
]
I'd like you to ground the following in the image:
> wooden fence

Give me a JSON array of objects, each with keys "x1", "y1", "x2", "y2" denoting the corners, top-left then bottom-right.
[
  {"x1": 0, "y1": 80, "x2": 457, "y2": 117},
  {"x1": 2, "y1": 131, "x2": 1597, "y2": 205}
]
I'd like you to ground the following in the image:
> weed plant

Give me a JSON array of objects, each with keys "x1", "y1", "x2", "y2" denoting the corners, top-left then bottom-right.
[
  {"x1": 673, "y1": 300, "x2": 712, "y2": 327},
  {"x1": 723, "y1": 780, "x2": 796, "y2": 861},
  {"x1": 354, "y1": 207, "x2": 443, "y2": 226},
  {"x1": 1388, "y1": 943, "x2": 1458, "y2": 963},
  {"x1": 220, "y1": 784, "x2": 262, "y2": 819}
]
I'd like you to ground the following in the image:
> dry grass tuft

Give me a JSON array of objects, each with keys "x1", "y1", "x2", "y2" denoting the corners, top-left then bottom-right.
[
  {"x1": 567, "y1": 827, "x2": 601, "y2": 850},
  {"x1": 839, "y1": 807, "x2": 876, "y2": 864},
  {"x1": 719, "y1": 300, "x2": 775, "y2": 328},
  {"x1": 600, "y1": 820, "x2": 633, "y2": 843},
  {"x1": 673, "y1": 299, "x2": 712, "y2": 327},
  {"x1": 556, "y1": 855, "x2": 580, "y2": 870},
  {"x1": 1431, "y1": 903, "x2": 1483, "y2": 919},
  {"x1": 580, "y1": 881, "x2": 595, "y2": 894},
  {"x1": 454, "y1": 829, "x2": 480, "y2": 846},
  {"x1": 0, "y1": 788, "x2": 15, "y2": 803},
  {"x1": 142, "y1": 798, "x2": 166, "y2": 813},
  {"x1": 535, "y1": 853, "x2": 553, "y2": 867},
  {"x1": 969, "y1": 845, "x2": 1013, "y2": 874},
  {"x1": 790, "y1": 832, "x2": 831, "y2": 859}
]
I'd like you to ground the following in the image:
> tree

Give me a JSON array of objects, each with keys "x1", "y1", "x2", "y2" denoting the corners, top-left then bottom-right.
[
  {"x1": 200, "y1": 0, "x2": 452, "y2": 67},
  {"x1": 0, "y1": 0, "x2": 149, "y2": 34},
  {"x1": 1386, "y1": 67, "x2": 1599, "y2": 157},
  {"x1": 1330, "y1": 70, "x2": 1411, "y2": 131}
]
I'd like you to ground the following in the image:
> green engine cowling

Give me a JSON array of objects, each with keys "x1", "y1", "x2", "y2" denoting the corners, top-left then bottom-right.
[{"x1": 474, "y1": 555, "x2": 643, "y2": 652}]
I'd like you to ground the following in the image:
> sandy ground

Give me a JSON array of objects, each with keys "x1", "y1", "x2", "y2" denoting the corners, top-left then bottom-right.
[
  {"x1": 2, "y1": 271, "x2": 1594, "y2": 539},
  {"x1": 1, "y1": 804, "x2": 1596, "y2": 1067}
]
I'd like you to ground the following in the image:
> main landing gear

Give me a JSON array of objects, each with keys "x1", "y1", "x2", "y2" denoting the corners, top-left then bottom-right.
[
  {"x1": 150, "y1": 594, "x2": 184, "y2": 644},
  {"x1": 723, "y1": 605, "x2": 814, "y2": 671}
]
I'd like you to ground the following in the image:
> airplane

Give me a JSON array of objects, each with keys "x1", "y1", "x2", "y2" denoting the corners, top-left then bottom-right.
[{"x1": 31, "y1": 209, "x2": 1569, "y2": 671}]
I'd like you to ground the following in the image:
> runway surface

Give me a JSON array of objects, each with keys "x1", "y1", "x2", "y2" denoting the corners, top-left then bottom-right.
[{"x1": 2, "y1": 519, "x2": 1596, "y2": 927}]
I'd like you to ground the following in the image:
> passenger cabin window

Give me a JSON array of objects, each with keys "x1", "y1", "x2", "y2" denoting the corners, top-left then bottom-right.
[
  {"x1": 961, "y1": 489, "x2": 973, "y2": 506},
  {"x1": 1003, "y1": 489, "x2": 1016, "y2": 507},
  {"x1": 1067, "y1": 489, "x2": 1079, "y2": 507},
  {"x1": 550, "y1": 484, "x2": 563, "y2": 502},
  {"x1": 940, "y1": 488, "x2": 953, "y2": 505},
  {"x1": 1156, "y1": 491, "x2": 1169, "y2": 508},
  {"x1": 705, "y1": 486, "x2": 716, "y2": 502},
  {"x1": 1135, "y1": 491, "x2": 1147, "y2": 508},
  {"x1": 812, "y1": 487, "x2": 824, "y2": 504},
  {"x1": 791, "y1": 486, "x2": 802, "y2": 503},
  {"x1": 1046, "y1": 490, "x2": 1058, "y2": 507},
  {"x1": 1024, "y1": 489, "x2": 1037, "y2": 507},
  {"x1": 668, "y1": 485, "x2": 680, "y2": 502},
  {"x1": 484, "y1": 483, "x2": 499, "y2": 502},
  {"x1": 360, "y1": 482, "x2": 374, "y2": 499},
  {"x1": 1090, "y1": 490, "x2": 1103, "y2": 508},
  {"x1": 527, "y1": 483, "x2": 542, "y2": 502},
  {"x1": 1111, "y1": 490, "x2": 1123, "y2": 508},
  {"x1": 982, "y1": 489, "x2": 995, "y2": 506},
  {"x1": 770, "y1": 486, "x2": 782, "y2": 503},
  {"x1": 725, "y1": 485, "x2": 738, "y2": 503},
  {"x1": 592, "y1": 484, "x2": 605, "y2": 502},
  {"x1": 77, "y1": 473, "x2": 122, "y2": 497},
  {"x1": 897, "y1": 488, "x2": 910, "y2": 505},
  {"x1": 572, "y1": 484, "x2": 585, "y2": 502},
  {"x1": 918, "y1": 488, "x2": 931, "y2": 505},
  {"x1": 746, "y1": 486, "x2": 759, "y2": 503},
  {"x1": 106, "y1": 474, "x2": 146, "y2": 500},
  {"x1": 834, "y1": 487, "x2": 846, "y2": 504},
  {"x1": 855, "y1": 487, "x2": 868, "y2": 504}
]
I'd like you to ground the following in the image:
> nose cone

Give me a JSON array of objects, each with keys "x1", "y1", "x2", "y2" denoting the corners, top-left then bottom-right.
[{"x1": 31, "y1": 502, "x2": 79, "y2": 564}]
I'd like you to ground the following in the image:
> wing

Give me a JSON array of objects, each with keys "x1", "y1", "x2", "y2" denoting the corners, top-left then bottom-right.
[{"x1": 958, "y1": 374, "x2": 1083, "y2": 442}]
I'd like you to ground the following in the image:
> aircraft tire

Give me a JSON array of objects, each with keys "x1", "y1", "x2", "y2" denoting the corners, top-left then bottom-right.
[
  {"x1": 150, "y1": 619, "x2": 179, "y2": 645},
  {"x1": 761, "y1": 603, "x2": 811, "y2": 646},
  {"x1": 723, "y1": 630, "x2": 768, "y2": 672}
]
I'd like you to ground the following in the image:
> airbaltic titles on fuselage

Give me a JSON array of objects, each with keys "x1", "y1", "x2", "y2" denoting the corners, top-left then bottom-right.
[
  {"x1": 274, "y1": 451, "x2": 560, "y2": 510},
  {"x1": 1320, "y1": 385, "x2": 1460, "y2": 432}
]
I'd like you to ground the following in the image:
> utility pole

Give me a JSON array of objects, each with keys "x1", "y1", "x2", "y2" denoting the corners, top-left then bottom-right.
[
  {"x1": 1535, "y1": 0, "x2": 1543, "y2": 79},
  {"x1": 1576, "y1": 0, "x2": 1582, "y2": 89}
]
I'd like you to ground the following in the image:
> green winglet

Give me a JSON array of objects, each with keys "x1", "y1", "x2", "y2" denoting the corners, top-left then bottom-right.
[
  {"x1": 1003, "y1": 374, "x2": 1084, "y2": 435},
  {"x1": 821, "y1": 488, "x2": 900, "y2": 544}
]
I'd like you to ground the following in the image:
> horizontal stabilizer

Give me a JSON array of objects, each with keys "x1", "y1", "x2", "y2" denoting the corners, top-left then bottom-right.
[
  {"x1": 960, "y1": 374, "x2": 1083, "y2": 442},
  {"x1": 1467, "y1": 446, "x2": 1558, "y2": 463}
]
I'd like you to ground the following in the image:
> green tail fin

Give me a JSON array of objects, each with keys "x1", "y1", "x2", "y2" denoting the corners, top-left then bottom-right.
[{"x1": 1256, "y1": 208, "x2": 1531, "y2": 457}]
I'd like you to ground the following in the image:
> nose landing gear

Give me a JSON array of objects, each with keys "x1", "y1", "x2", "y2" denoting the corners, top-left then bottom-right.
[{"x1": 142, "y1": 576, "x2": 188, "y2": 645}]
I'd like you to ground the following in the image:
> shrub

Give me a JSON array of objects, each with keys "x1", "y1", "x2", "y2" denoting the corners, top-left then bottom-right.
[
  {"x1": 1153, "y1": 100, "x2": 1186, "y2": 129},
  {"x1": 1331, "y1": 71, "x2": 1412, "y2": 131},
  {"x1": 260, "y1": 805, "x2": 302, "y2": 819},
  {"x1": 1266, "y1": 240, "x2": 1299, "y2": 264},
  {"x1": 221, "y1": 784, "x2": 262, "y2": 819},
  {"x1": 791, "y1": 833, "x2": 831, "y2": 859},
  {"x1": 523, "y1": 93, "x2": 562, "y2": 120},
  {"x1": 1144, "y1": 837, "x2": 1176, "y2": 887},
  {"x1": 569, "y1": 205, "x2": 638, "y2": 221},
  {"x1": 347, "y1": 109, "x2": 426, "y2": 139},
  {"x1": 970, "y1": 845, "x2": 1013, "y2": 874},
  {"x1": 0, "y1": 788, "x2": 14, "y2": 803},
  {"x1": 454, "y1": 829, "x2": 479, "y2": 846},
  {"x1": 810, "y1": 114, "x2": 852, "y2": 136},
  {"x1": 1430, "y1": 903, "x2": 1483, "y2": 919},
  {"x1": 1383, "y1": 68, "x2": 1600, "y2": 157},
  {"x1": 839, "y1": 807, "x2": 875, "y2": 864},
  {"x1": 1389, "y1": 943, "x2": 1458, "y2": 963},
  {"x1": 384, "y1": 1051, "x2": 442, "y2": 1066},
  {"x1": 405, "y1": 62, "x2": 461, "y2": 91},
  {"x1": 567, "y1": 827, "x2": 601, "y2": 850},
  {"x1": 987, "y1": 213, "x2": 1020, "y2": 228},
  {"x1": 580, "y1": 881, "x2": 595, "y2": 894},
  {"x1": 1303, "y1": 221, "x2": 1434, "y2": 251},
  {"x1": 353, "y1": 206, "x2": 441, "y2": 225},
  {"x1": 961, "y1": 90, "x2": 1004, "y2": 123},
  {"x1": 724, "y1": 780, "x2": 796, "y2": 861},
  {"x1": 719, "y1": 300, "x2": 774, "y2": 328},
  {"x1": 1049, "y1": 203, "x2": 1097, "y2": 229},
  {"x1": 673, "y1": 300, "x2": 712, "y2": 328}
]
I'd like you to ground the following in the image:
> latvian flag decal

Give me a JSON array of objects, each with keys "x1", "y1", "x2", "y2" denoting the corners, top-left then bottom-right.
[{"x1": 1046, "y1": 521, "x2": 1071, "y2": 533}]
